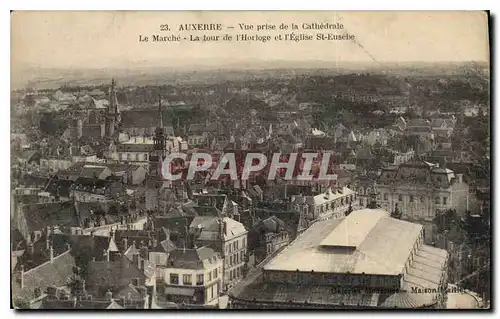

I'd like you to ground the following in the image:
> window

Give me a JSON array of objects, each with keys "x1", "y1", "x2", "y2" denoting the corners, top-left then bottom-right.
[
  {"x1": 127, "y1": 153, "x2": 132, "y2": 161},
  {"x1": 243, "y1": 237, "x2": 246, "y2": 247},
  {"x1": 196, "y1": 274, "x2": 204, "y2": 285},
  {"x1": 208, "y1": 272, "x2": 212, "y2": 282},
  {"x1": 183, "y1": 274, "x2": 192, "y2": 285},
  {"x1": 144, "y1": 153, "x2": 148, "y2": 161},
  {"x1": 410, "y1": 195, "x2": 414, "y2": 203},
  {"x1": 398, "y1": 195, "x2": 403, "y2": 202},
  {"x1": 435, "y1": 197, "x2": 440, "y2": 204},
  {"x1": 170, "y1": 273, "x2": 179, "y2": 285},
  {"x1": 213, "y1": 268, "x2": 218, "y2": 279},
  {"x1": 233, "y1": 242, "x2": 237, "y2": 251},
  {"x1": 420, "y1": 196, "x2": 425, "y2": 203},
  {"x1": 155, "y1": 255, "x2": 161, "y2": 265},
  {"x1": 240, "y1": 251, "x2": 244, "y2": 262},
  {"x1": 383, "y1": 193, "x2": 388, "y2": 201},
  {"x1": 230, "y1": 255, "x2": 233, "y2": 265},
  {"x1": 236, "y1": 240, "x2": 239, "y2": 250},
  {"x1": 443, "y1": 197, "x2": 448, "y2": 205},
  {"x1": 235, "y1": 254, "x2": 239, "y2": 263}
]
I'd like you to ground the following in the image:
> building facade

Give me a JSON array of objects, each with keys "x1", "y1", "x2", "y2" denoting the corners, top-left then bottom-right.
[
  {"x1": 376, "y1": 160, "x2": 469, "y2": 222},
  {"x1": 156, "y1": 247, "x2": 223, "y2": 306},
  {"x1": 291, "y1": 186, "x2": 358, "y2": 222}
]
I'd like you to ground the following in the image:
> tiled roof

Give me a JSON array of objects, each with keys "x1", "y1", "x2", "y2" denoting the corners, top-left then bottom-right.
[
  {"x1": 22, "y1": 202, "x2": 79, "y2": 233},
  {"x1": 120, "y1": 109, "x2": 172, "y2": 129},
  {"x1": 167, "y1": 247, "x2": 220, "y2": 270},
  {"x1": 13, "y1": 250, "x2": 76, "y2": 301},
  {"x1": 85, "y1": 255, "x2": 146, "y2": 291},
  {"x1": 260, "y1": 216, "x2": 286, "y2": 233},
  {"x1": 380, "y1": 292, "x2": 434, "y2": 308},
  {"x1": 79, "y1": 165, "x2": 108, "y2": 179},
  {"x1": 42, "y1": 298, "x2": 125, "y2": 309},
  {"x1": 116, "y1": 143, "x2": 154, "y2": 153}
]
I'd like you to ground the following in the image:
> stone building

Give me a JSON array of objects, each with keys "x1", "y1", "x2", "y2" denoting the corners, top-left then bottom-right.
[
  {"x1": 376, "y1": 160, "x2": 469, "y2": 222},
  {"x1": 189, "y1": 216, "x2": 248, "y2": 291},
  {"x1": 155, "y1": 247, "x2": 223, "y2": 306}
]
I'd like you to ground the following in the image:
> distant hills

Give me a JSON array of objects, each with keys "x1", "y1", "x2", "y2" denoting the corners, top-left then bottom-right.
[{"x1": 11, "y1": 60, "x2": 489, "y2": 90}]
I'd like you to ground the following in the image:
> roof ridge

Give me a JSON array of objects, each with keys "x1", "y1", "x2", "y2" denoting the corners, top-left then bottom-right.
[{"x1": 22, "y1": 249, "x2": 71, "y2": 275}]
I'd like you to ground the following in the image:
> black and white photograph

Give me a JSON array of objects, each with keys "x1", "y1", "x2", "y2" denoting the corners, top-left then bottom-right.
[{"x1": 10, "y1": 11, "x2": 491, "y2": 310}]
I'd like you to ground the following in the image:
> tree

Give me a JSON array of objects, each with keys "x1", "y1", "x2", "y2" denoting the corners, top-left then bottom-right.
[{"x1": 391, "y1": 203, "x2": 402, "y2": 219}]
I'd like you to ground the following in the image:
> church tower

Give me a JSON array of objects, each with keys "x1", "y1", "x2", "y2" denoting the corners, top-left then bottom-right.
[
  {"x1": 150, "y1": 94, "x2": 167, "y2": 177},
  {"x1": 106, "y1": 78, "x2": 119, "y2": 138}
]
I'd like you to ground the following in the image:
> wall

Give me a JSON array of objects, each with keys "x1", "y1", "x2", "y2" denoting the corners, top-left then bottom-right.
[
  {"x1": 223, "y1": 233, "x2": 248, "y2": 290},
  {"x1": 159, "y1": 259, "x2": 223, "y2": 304},
  {"x1": 264, "y1": 270, "x2": 401, "y2": 290}
]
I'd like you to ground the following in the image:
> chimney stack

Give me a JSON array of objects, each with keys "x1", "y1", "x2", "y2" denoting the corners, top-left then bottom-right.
[
  {"x1": 81, "y1": 279, "x2": 86, "y2": 294},
  {"x1": 19, "y1": 265, "x2": 24, "y2": 289},
  {"x1": 122, "y1": 238, "x2": 128, "y2": 252},
  {"x1": 132, "y1": 254, "x2": 140, "y2": 268},
  {"x1": 49, "y1": 243, "x2": 54, "y2": 261},
  {"x1": 106, "y1": 290, "x2": 113, "y2": 301}
]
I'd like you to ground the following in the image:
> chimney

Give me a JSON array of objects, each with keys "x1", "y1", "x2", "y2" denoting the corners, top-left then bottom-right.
[
  {"x1": 81, "y1": 279, "x2": 86, "y2": 294},
  {"x1": 19, "y1": 265, "x2": 24, "y2": 289},
  {"x1": 122, "y1": 238, "x2": 128, "y2": 252},
  {"x1": 140, "y1": 244, "x2": 149, "y2": 259},
  {"x1": 132, "y1": 254, "x2": 140, "y2": 268},
  {"x1": 139, "y1": 286, "x2": 148, "y2": 303},
  {"x1": 105, "y1": 290, "x2": 113, "y2": 301},
  {"x1": 49, "y1": 244, "x2": 54, "y2": 261},
  {"x1": 73, "y1": 296, "x2": 77, "y2": 308}
]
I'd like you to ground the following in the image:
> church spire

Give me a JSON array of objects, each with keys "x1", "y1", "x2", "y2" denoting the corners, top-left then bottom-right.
[{"x1": 158, "y1": 94, "x2": 163, "y2": 129}]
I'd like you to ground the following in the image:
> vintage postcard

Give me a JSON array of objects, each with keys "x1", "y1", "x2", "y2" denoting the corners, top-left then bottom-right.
[{"x1": 10, "y1": 11, "x2": 490, "y2": 310}]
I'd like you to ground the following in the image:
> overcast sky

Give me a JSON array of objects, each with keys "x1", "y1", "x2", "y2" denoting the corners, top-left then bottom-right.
[{"x1": 11, "y1": 11, "x2": 489, "y2": 70}]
